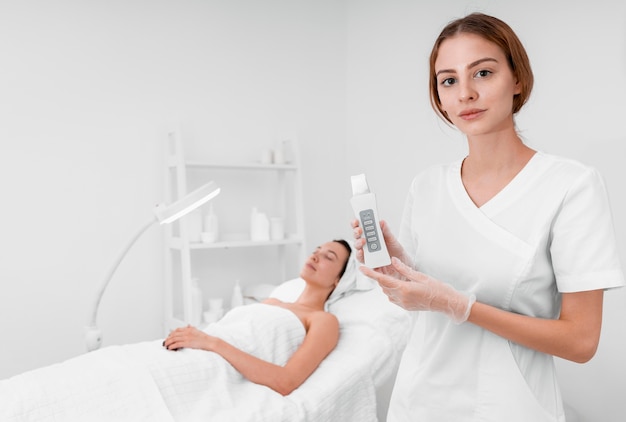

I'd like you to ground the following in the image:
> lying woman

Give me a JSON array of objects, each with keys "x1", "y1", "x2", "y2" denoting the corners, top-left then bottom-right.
[
  {"x1": 1, "y1": 239, "x2": 354, "y2": 421},
  {"x1": 163, "y1": 239, "x2": 352, "y2": 395}
]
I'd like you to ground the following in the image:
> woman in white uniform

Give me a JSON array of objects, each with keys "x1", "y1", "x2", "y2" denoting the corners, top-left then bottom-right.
[{"x1": 353, "y1": 13, "x2": 624, "y2": 422}]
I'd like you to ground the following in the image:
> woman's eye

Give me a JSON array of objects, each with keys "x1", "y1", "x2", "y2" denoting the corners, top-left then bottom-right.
[
  {"x1": 475, "y1": 69, "x2": 492, "y2": 78},
  {"x1": 440, "y1": 77, "x2": 456, "y2": 87}
]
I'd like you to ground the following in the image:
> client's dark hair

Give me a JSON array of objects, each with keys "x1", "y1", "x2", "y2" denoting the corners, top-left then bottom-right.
[{"x1": 333, "y1": 239, "x2": 352, "y2": 278}]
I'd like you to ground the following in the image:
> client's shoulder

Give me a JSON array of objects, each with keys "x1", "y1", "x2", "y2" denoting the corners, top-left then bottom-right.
[{"x1": 306, "y1": 310, "x2": 339, "y2": 332}]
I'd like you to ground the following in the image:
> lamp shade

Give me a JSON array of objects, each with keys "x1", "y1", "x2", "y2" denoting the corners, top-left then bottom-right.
[{"x1": 154, "y1": 181, "x2": 221, "y2": 224}]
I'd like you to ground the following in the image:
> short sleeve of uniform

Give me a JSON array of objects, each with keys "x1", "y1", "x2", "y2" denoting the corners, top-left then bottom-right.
[{"x1": 551, "y1": 167, "x2": 625, "y2": 292}]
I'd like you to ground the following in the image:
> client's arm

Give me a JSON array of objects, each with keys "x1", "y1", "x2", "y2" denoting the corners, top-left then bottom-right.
[{"x1": 163, "y1": 311, "x2": 339, "y2": 396}]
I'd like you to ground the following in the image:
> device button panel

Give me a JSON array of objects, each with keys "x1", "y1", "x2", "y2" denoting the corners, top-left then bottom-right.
[{"x1": 359, "y1": 209, "x2": 382, "y2": 253}]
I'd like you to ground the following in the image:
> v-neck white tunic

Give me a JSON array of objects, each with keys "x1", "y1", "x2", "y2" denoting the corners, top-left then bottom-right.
[{"x1": 388, "y1": 152, "x2": 624, "y2": 422}]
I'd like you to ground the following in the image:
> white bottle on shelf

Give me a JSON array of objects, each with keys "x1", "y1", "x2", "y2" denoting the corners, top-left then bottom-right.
[
  {"x1": 250, "y1": 207, "x2": 270, "y2": 241},
  {"x1": 202, "y1": 204, "x2": 219, "y2": 243},
  {"x1": 273, "y1": 141, "x2": 285, "y2": 164},
  {"x1": 187, "y1": 209, "x2": 203, "y2": 242},
  {"x1": 191, "y1": 278, "x2": 203, "y2": 326},
  {"x1": 231, "y1": 280, "x2": 244, "y2": 309}
]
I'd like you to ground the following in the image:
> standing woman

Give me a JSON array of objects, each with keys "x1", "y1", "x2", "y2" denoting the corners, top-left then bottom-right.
[{"x1": 353, "y1": 13, "x2": 624, "y2": 422}]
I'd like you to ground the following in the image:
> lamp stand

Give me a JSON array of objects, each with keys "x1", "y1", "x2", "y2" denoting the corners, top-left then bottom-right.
[{"x1": 85, "y1": 216, "x2": 157, "y2": 352}]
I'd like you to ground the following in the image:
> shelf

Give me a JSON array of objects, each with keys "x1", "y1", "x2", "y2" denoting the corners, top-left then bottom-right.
[
  {"x1": 164, "y1": 128, "x2": 305, "y2": 334},
  {"x1": 168, "y1": 236, "x2": 304, "y2": 250},
  {"x1": 167, "y1": 158, "x2": 298, "y2": 171}
]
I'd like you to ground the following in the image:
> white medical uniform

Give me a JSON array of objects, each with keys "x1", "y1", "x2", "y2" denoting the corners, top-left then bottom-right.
[{"x1": 387, "y1": 152, "x2": 624, "y2": 422}]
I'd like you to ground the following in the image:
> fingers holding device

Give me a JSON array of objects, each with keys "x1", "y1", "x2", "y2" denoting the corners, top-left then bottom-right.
[
  {"x1": 352, "y1": 218, "x2": 403, "y2": 277},
  {"x1": 350, "y1": 218, "x2": 366, "y2": 264},
  {"x1": 350, "y1": 174, "x2": 391, "y2": 269}
]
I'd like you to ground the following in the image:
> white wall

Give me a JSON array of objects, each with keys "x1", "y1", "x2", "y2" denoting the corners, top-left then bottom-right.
[
  {"x1": 344, "y1": 1, "x2": 626, "y2": 421},
  {"x1": 1, "y1": 1, "x2": 625, "y2": 420},
  {"x1": 0, "y1": 0, "x2": 346, "y2": 378}
]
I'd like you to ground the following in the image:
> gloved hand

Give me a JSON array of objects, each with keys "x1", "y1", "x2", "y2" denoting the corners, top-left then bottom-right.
[
  {"x1": 360, "y1": 257, "x2": 476, "y2": 324},
  {"x1": 351, "y1": 219, "x2": 413, "y2": 274}
]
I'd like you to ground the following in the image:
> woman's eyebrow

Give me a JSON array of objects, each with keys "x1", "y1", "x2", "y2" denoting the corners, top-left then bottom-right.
[
  {"x1": 435, "y1": 57, "x2": 499, "y2": 77},
  {"x1": 468, "y1": 57, "x2": 498, "y2": 69}
]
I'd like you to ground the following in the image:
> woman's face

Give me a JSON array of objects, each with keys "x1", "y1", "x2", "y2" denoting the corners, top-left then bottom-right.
[
  {"x1": 434, "y1": 33, "x2": 521, "y2": 137},
  {"x1": 300, "y1": 242, "x2": 350, "y2": 289}
]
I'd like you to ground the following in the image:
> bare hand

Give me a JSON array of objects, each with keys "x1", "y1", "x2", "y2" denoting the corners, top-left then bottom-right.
[
  {"x1": 350, "y1": 218, "x2": 367, "y2": 264},
  {"x1": 163, "y1": 325, "x2": 216, "y2": 351}
]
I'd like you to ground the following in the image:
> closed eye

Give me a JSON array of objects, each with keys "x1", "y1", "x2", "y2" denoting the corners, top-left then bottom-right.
[{"x1": 312, "y1": 246, "x2": 338, "y2": 262}]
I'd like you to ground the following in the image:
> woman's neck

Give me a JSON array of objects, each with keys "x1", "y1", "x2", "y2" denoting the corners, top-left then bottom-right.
[
  {"x1": 295, "y1": 284, "x2": 333, "y2": 310},
  {"x1": 460, "y1": 129, "x2": 536, "y2": 208},
  {"x1": 464, "y1": 130, "x2": 534, "y2": 175}
]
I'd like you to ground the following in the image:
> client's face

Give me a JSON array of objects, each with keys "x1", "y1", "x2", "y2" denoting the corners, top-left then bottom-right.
[{"x1": 300, "y1": 241, "x2": 350, "y2": 289}]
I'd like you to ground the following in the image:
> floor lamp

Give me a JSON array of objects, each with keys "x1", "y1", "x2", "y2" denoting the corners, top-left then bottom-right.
[{"x1": 85, "y1": 181, "x2": 220, "y2": 352}]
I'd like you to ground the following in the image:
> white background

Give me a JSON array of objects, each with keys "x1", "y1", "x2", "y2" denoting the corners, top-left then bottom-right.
[{"x1": 1, "y1": 1, "x2": 624, "y2": 420}]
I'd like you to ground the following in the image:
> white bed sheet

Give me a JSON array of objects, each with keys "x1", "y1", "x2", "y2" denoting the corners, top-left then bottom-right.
[{"x1": 0, "y1": 281, "x2": 411, "y2": 422}]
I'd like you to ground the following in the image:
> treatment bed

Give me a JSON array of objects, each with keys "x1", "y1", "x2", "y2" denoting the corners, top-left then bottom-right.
[{"x1": 0, "y1": 273, "x2": 412, "y2": 421}]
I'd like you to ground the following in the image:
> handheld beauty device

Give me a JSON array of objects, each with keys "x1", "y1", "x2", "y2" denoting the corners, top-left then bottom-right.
[{"x1": 350, "y1": 174, "x2": 391, "y2": 268}]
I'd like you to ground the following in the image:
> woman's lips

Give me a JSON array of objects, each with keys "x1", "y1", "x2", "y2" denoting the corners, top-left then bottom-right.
[{"x1": 458, "y1": 109, "x2": 485, "y2": 120}]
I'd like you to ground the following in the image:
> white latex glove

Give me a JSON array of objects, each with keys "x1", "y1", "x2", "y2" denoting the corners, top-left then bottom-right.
[
  {"x1": 360, "y1": 257, "x2": 476, "y2": 324},
  {"x1": 351, "y1": 219, "x2": 413, "y2": 275}
]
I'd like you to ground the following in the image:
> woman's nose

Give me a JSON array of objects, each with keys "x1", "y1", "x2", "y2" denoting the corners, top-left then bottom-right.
[{"x1": 459, "y1": 81, "x2": 477, "y2": 102}]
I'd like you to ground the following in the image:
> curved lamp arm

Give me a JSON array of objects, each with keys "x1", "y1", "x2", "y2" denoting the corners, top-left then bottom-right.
[
  {"x1": 85, "y1": 181, "x2": 220, "y2": 352},
  {"x1": 85, "y1": 216, "x2": 157, "y2": 352}
]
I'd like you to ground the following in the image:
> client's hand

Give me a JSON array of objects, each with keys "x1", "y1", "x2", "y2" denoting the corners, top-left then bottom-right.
[
  {"x1": 360, "y1": 257, "x2": 476, "y2": 324},
  {"x1": 163, "y1": 325, "x2": 217, "y2": 351},
  {"x1": 351, "y1": 219, "x2": 411, "y2": 275}
]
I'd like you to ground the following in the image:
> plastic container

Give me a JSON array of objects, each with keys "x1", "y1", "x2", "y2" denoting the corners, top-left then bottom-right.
[
  {"x1": 186, "y1": 209, "x2": 203, "y2": 242},
  {"x1": 270, "y1": 217, "x2": 285, "y2": 240},
  {"x1": 231, "y1": 280, "x2": 244, "y2": 309},
  {"x1": 202, "y1": 204, "x2": 219, "y2": 243},
  {"x1": 250, "y1": 207, "x2": 270, "y2": 241}
]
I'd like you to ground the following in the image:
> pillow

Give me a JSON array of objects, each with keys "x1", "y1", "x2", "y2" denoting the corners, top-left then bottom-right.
[
  {"x1": 329, "y1": 284, "x2": 413, "y2": 355},
  {"x1": 269, "y1": 278, "x2": 305, "y2": 302},
  {"x1": 243, "y1": 283, "x2": 279, "y2": 304}
]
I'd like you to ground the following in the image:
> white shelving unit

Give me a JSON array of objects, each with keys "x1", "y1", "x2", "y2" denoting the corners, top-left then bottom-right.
[{"x1": 163, "y1": 128, "x2": 306, "y2": 332}]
